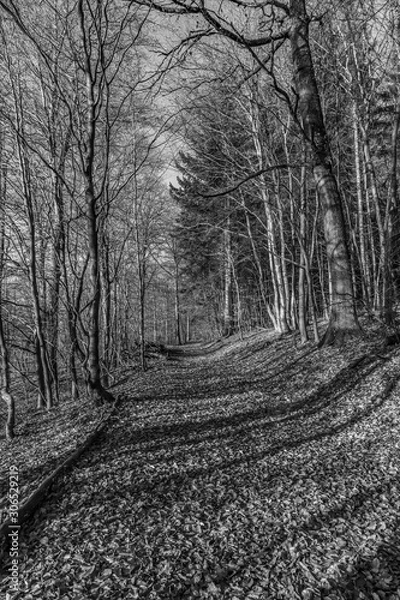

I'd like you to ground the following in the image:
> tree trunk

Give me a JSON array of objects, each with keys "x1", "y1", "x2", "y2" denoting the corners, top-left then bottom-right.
[
  {"x1": 352, "y1": 103, "x2": 371, "y2": 307},
  {"x1": 290, "y1": 0, "x2": 359, "y2": 345},
  {"x1": 248, "y1": 86, "x2": 288, "y2": 331},
  {"x1": 79, "y1": 0, "x2": 114, "y2": 403},
  {"x1": 222, "y1": 208, "x2": 234, "y2": 337},
  {"x1": 174, "y1": 257, "x2": 182, "y2": 345},
  {"x1": 137, "y1": 260, "x2": 147, "y2": 371},
  {"x1": 0, "y1": 162, "x2": 15, "y2": 440},
  {"x1": 100, "y1": 231, "x2": 113, "y2": 385},
  {"x1": 8, "y1": 68, "x2": 54, "y2": 408},
  {"x1": 241, "y1": 192, "x2": 274, "y2": 326},
  {"x1": 383, "y1": 5, "x2": 400, "y2": 324},
  {"x1": 298, "y1": 162, "x2": 309, "y2": 344},
  {"x1": 25, "y1": 171, "x2": 54, "y2": 410},
  {"x1": 0, "y1": 319, "x2": 15, "y2": 440}
]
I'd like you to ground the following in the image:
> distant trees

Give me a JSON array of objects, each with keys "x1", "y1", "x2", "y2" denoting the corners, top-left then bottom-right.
[
  {"x1": 0, "y1": 0, "x2": 399, "y2": 435},
  {"x1": 140, "y1": 0, "x2": 400, "y2": 343},
  {"x1": 0, "y1": 0, "x2": 177, "y2": 425},
  {"x1": 336, "y1": 0, "x2": 400, "y2": 323},
  {"x1": 129, "y1": 0, "x2": 361, "y2": 343}
]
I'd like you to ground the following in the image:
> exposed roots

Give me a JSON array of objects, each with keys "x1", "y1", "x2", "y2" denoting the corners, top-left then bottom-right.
[{"x1": 318, "y1": 325, "x2": 362, "y2": 348}]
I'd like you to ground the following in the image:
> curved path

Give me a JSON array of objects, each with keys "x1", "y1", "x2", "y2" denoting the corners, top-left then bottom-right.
[{"x1": 1, "y1": 331, "x2": 400, "y2": 599}]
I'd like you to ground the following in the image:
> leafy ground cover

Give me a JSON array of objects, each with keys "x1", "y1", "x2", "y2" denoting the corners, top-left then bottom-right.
[
  {"x1": 0, "y1": 398, "x2": 100, "y2": 523},
  {"x1": 1, "y1": 326, "x2": 400, "y2": 599}
]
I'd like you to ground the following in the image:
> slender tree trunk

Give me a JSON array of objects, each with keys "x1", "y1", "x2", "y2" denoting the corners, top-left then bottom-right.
[
  {"x1": 232, "y1": 257, "x2": 242, "y2": 337},
  {"x1": 248, "y1": 88, "x2": 288, "y2": 331},
  {"x1": 0, "y1": 160, "x2": 15, "y2": 440},
  {"x1": 241, "y1": 193, "x2": 274, "y2": 326},
  {"x1": 186, "y1": 312, "x2": 191, "y2": 343},
  {"x1": 84, "y1": 167, "x2": 103, "y2": 397},
  {"x1": 153, "y1": 293, "x2": 158, "y2": 343},
  {"x1": 174, "y1": 256, "x2": 182, "y2": 345},
  {"x1": 298, "y1": 162, "x2": 309, "y2": 344},
  {"x1": 0, "y1": 325, "x2": 14, "y2": 441},
  {"x1": 138, "y1": 261, "x2": 147, "y2": 371},
  {"x1": 360, "y1": 126, "x2": 386, "y2": 312},
  {"x1": 132, "y1": 190, "x2": 147, "y2": 370},
  {"x1": 275, "y1": 170, "x2": 291, "y2": 329},
  {"x1": 290, "y1": 0, "x2": 359, "y2": 345},
  {"x1": 100, "y1": 232, "x2": 113, "y2": 385},
  {"x1": 6, "y1": 55, "x2": 54, "y2": 408},
  {"x1": 24, "y1": 168, "x2": 53, "y2": 410},
  {"x1": 222, "y1": 224, "x2": 234, "y2": 337},
  {"x1": 352, "y1": 104, "x2": 371, "y2": 307},
  {"x1": 222, "y1": 202, "x2": 234, "y2": 336}
]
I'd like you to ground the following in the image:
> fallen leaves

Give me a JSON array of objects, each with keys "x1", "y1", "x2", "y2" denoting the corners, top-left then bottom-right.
[{"x1": 1, "y1": 328, "x2": 400, "y2": 598}]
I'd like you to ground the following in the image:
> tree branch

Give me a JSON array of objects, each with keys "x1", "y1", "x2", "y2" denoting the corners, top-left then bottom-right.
[
  {"x1": 129, "y1": 0, "x2": 290, "y2": 46},
  {"x1": 200, "y1": 163, "x2": 300, "y2": 197}
]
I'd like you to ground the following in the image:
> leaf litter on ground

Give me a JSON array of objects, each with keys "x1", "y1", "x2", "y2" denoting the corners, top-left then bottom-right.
[{"x1": 1, "y1": 326, "x2": 400, "y2": 599}]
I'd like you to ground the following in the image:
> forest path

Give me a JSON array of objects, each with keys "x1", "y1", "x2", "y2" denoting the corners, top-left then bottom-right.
[{"x1": 2, "y1": 329, "x2": 400, "y2": 599}]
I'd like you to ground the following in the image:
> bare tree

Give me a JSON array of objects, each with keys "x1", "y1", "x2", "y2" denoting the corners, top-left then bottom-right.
[
  {"x1": 0, "y1": 133, "x2": 15, "y2": 440},
  {"x1": 131, "y1": 0, "x2": 361, "y2": 344}
]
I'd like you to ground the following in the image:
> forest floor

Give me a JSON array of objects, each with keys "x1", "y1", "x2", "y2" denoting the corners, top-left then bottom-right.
[{"x1": 1, "y1": 324, "x2": 400, "y2": 599}]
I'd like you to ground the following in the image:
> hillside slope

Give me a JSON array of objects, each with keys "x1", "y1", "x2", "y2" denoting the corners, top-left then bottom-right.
[{"x1": 1, "y1": 328, "x2": 400, "y2": 599}]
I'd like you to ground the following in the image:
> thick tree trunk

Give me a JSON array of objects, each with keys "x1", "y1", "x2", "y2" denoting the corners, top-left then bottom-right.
[
  {"x1": 86, "y1": 184, "x2": 104, "y2": 398},
  {"x1": 383, "y1": 5, "x2": 400, "y2": 323},
  {"x1": 84, "y1": 195, "x2": 114, "y2": 402},
  {"x1": 290, "y1": 0, "x2": 359, "y2": 345},
  {"x1": 79, "y1": 0, "x2": 114, "y2": 403},
  {"x1": 383, "y1": 91, "x2": 400, "y2": 324}
]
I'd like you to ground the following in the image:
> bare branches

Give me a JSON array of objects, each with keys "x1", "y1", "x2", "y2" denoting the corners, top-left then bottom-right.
[
  {"x1": 129, "y1": 0, "x2": 290, "y2": 47},
  {"x1": 228, "y1": 0, "x2": 289, "y2": 12},
  {"x1": 201, "y1": 163, "x2": 300, "y2": 197}
]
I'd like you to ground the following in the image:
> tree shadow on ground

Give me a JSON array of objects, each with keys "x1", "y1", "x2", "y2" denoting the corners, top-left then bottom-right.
[
  {"x1": 121, "y1": 353, "x2": 384, "y2": 453},
  {"x1": 130, "y1": 346, "x2": 352, "y2": 403},
  {"x1": 327, "y1": 519, "x2": 400, "y2": 599},
  {"x1": 110, "y1": 357, "x2": 398, "y2": 512},
  {"x1": 4, "y1": 341, "x2": 398, "y2": 600}
]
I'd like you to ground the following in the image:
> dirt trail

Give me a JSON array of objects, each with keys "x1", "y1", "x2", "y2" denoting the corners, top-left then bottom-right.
[{"x1": 2, "y1": 330, "x2": 400, "y2": 599}]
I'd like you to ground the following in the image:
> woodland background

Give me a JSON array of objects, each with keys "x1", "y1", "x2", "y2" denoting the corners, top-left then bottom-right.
[{"x1": 0, "y1": 0, "x2": 399, "y2": 436}]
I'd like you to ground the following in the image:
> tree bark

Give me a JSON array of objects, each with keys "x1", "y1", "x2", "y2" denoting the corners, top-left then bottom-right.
[
  {"x1": 0, "y1": 160, "x2": 15, "y2": 440},
  {"x1": 173, "y1": 247, "x2": 182, "y2": 345},
  {"x1": 0, "y1": 317, "x2": 15, "y2": 440},
  {"x1": 290, "y1": 0, "x2": 359, "y2": 345},
  {"x1": 78, "y1": 0, "x2": 114, "y2": 403},
  {"x1": 248, "y1": 84, "x2": 288, "y2": 331},
  {"x1": 222, "y1": 204, "x2": 234, "y2": 337},
  {"x1": 298, "y1": 161, "x2": 309, "y2": 344}
]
